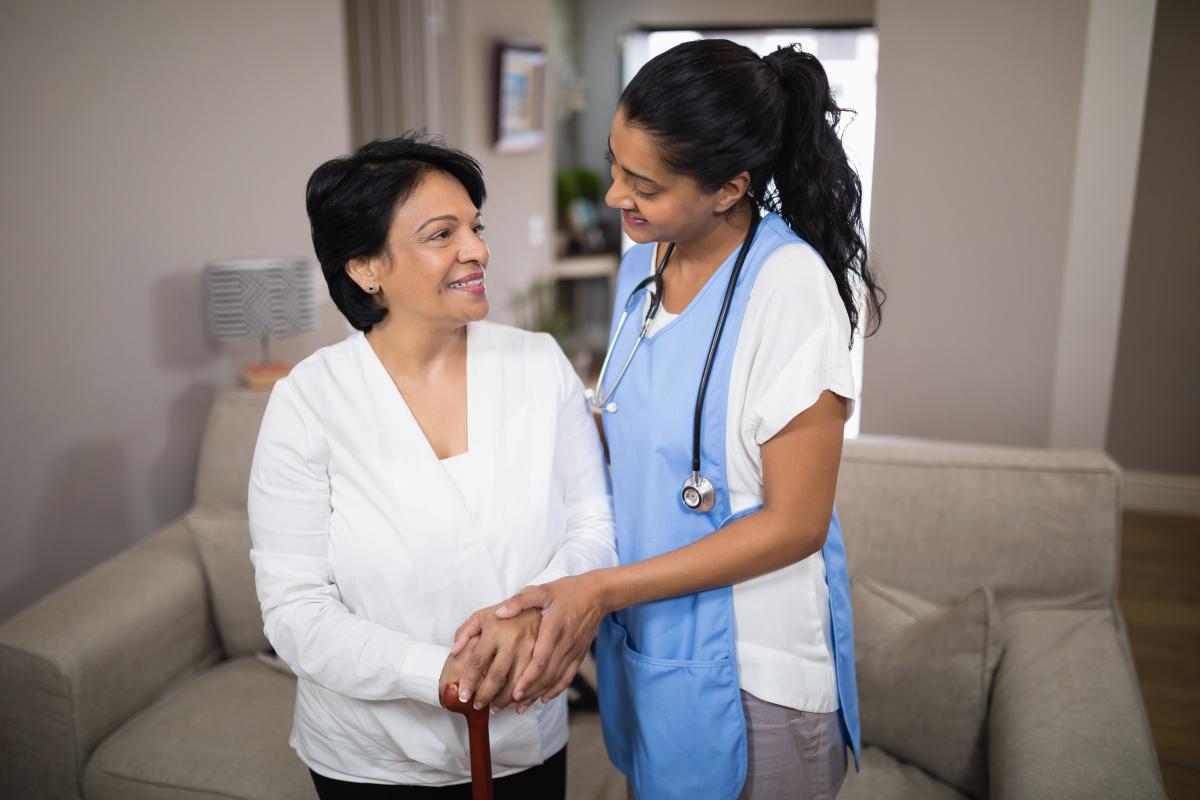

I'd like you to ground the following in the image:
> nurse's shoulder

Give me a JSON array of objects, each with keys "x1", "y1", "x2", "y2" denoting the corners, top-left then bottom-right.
[{"x1": 751, "y1": 240, "x2": 852, "y2": 346}]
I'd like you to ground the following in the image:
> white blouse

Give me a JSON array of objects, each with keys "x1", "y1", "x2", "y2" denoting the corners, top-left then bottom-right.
[
  {"x1": 248, "y1": 321, "x2": 616, "y2": 786},
  {"x1": 645, "y1": 241, "x2": 856, "y2": 714}
]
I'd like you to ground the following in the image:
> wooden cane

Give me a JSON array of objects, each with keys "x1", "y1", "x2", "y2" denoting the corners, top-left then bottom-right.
[{"x1": 441, "y1": 683, "x2": 494, "y2": 800}]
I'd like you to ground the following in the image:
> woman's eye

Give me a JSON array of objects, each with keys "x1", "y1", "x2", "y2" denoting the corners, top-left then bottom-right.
[
  {"x1": 473, "y1": 224, "x2": 486, "y2": 236},
  {"x1": 633, "y1": 187, "x2": 657, "y2": 199},
  {"x1": 430, "y1": 229, "x2": 451, "y2": 240},
  {"x1": 604, "y1": 149, "x2": 615, "y2": 166}
]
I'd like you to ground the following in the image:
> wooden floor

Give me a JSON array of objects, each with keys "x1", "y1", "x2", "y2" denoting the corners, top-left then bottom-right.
[{"x1": 1119, "y1": 511, "x2": 1200, "y2": 799}]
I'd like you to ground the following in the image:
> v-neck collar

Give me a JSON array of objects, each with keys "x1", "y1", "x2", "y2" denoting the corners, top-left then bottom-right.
[
  {"x1": 356, "y1": 325, "x2": 477, "y2": 466},
  {"x1": 642, "y1": 239, "x2": 741, "y2": 342}
]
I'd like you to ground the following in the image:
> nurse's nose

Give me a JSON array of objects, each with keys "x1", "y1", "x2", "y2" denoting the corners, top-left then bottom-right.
[{"x1": 605, "y1": 180, "x2": 628, "y2": 211}]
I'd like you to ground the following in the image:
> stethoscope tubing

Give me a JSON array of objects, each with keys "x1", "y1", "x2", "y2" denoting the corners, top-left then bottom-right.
[{"x1": 590, "y1": 211, "x2": 762, "y2": 487}]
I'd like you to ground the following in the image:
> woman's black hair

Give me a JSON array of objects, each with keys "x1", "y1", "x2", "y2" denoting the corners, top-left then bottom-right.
[
  {"x1": 619, "y1": 39, "x2": 884, "y2": 341},
  {"x1": 305, "y1": 132, "x2": 487, "y2": 332}
]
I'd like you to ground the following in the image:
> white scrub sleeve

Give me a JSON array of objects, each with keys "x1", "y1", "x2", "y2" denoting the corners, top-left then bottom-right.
[{"x1": 742, "y1": 245, "x2": 857, "y2": 447}]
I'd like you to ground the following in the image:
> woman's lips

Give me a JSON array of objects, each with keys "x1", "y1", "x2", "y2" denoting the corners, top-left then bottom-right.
[
  {"x1": 622, "y1": 210, "x2": 647, "y2": 227},
  {"x1": 448, "y1": 272, "x2": 486, "y2": 295}
]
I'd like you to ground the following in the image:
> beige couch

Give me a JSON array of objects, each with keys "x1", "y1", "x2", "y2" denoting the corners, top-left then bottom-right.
[{"x1": 0, "y1": 390, "x2": 1166, "y2": 799}]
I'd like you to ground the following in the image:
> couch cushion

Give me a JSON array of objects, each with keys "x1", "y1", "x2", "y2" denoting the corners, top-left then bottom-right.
[
  {"x1": 837, "y1": 436, "x2": 1120, "y2": 609},
  {"x1": 83, "y1": 657, "x2": 313, "y2": 800},
  {"x1": 187, "y1": 510, "x2": 269, "y2": 658},
  {"x1": 852, "y1": 576, "x2": 1002, "y2": 799},
  {"x1": 840, "y1": 745, "x2": 971, "y2": 800},
  {"x1": 988, "y1": 607, "x2": 1166, "y2": 800},
  {"x1": 194, "y1": 389, "x2": 270, "y2": 515}
]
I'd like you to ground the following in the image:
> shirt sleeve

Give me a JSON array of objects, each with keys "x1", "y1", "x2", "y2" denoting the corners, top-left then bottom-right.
[
  {"x1": 742, "y1": 244, "x2": 857, "y2": 447},
  {"x1": 247, "y1": 378, "x2": 449, "y2": 707},
  {"x1": 527, "y1": 338, "x2": 618, "y2": 587}
]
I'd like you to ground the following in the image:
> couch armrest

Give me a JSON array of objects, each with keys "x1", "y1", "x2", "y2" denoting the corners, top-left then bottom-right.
[
  {"x1": 0, "y1": 518, "x2": 221, "y2": 800},
  {"x1": 988, "y1": 607, "x2": 1165, "y2": 800}
]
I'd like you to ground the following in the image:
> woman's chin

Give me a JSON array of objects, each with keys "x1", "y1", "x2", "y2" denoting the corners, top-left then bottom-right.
[
  {"x1": 461, "y1": 297, "x2": 490, "y2": 322},
  {"x1": 621, "y1": 223, "x2": 655, "y2": 244}
]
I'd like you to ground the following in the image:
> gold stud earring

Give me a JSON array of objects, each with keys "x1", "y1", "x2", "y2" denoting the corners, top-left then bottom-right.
[{"x1": 366, "y1": 283, "x2": 378, "y2": 294}]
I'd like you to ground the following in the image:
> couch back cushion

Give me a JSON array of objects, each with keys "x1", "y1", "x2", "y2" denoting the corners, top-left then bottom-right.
[
  {"x1": 837, "y1": 436, "x2": 1121, "y2": 609},
  {"x1": 191, "y1": 390, "x2": 272, "y2": 657},
  {"x1": 194, "y1": 389, "x2": 271, "y2": 514}
]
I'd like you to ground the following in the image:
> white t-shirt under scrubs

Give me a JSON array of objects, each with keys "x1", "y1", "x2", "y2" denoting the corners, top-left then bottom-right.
[{"x1": 643, "y1": 241, "x2": 856, "y2": 714}]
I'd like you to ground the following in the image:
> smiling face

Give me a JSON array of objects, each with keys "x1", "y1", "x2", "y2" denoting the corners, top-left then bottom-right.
[
  {"x1": 604, "y1": 106, "x2": 745, "y2": 247},
  {"x1": 349, "y1": 169, "x2": 490, "y2": 328}
]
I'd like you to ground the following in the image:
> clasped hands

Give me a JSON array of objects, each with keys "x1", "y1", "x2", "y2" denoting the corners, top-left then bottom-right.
[{"x1": 439, "y1": 571, "x2": 608, "y2": 715}]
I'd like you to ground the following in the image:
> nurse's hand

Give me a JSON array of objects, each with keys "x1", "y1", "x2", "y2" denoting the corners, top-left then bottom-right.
[
  {"x1": 449, "y1": 605, "x2": 541, "y2": 711},
  {"x1": 492, "y1": 572, "x2": 609, "y2": 713}
]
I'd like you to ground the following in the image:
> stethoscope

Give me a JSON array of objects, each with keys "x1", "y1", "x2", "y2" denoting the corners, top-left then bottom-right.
[{"x1": 586, "y1": 211, "x2": 762, "y2": 513}]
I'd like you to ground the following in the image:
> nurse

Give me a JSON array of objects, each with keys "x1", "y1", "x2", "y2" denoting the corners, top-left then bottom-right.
[{"x1": 452, "y1": 40, "x2": 884, "y2": 799}]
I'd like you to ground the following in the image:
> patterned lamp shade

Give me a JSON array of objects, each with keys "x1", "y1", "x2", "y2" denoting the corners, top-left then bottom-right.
[
  {"x1": 204, "y1": 258, "x2": 319, "y2": 389},
  {"x1": 204, "y1": 258, "x2": 318, "y2": 342}
]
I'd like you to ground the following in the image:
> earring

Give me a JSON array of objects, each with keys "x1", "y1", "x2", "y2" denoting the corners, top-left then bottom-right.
[{"x1": 366, "y1": 283, "x2": 378, "y2": 294}]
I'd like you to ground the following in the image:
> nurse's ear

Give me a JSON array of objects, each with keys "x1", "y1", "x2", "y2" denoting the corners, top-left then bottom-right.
[{"x1": 713, "y1": 170, "x2": 751, "y2": 214}]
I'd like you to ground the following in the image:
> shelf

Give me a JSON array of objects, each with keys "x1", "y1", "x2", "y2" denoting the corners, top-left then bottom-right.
[{"x1": 553, "y1": 253, "x2": 619, "y2": 281}]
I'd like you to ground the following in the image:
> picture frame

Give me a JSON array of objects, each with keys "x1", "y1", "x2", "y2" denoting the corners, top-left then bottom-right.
[{"x1": 494, "y1": 41, "x2": 547, "y2": 154}]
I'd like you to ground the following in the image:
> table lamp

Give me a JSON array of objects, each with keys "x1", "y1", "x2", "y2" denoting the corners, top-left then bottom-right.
[{"x1": 205, "y1": 258, "x2": 318, "y2": 389}]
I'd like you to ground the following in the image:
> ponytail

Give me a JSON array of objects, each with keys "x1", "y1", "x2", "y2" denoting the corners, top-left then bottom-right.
[{"x1": 621, "y1": 40, "x2": 884, "y2": 341}]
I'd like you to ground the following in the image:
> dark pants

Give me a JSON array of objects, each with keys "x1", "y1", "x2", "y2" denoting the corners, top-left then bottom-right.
[{"x1": 310, "y1": 748, "x2": 567, "y2": 800}]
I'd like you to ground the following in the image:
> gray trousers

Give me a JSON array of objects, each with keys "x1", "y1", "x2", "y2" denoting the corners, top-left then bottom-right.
[
  {"x1": 737, "y1": 691, "x2": 847, "y2": 799},
  {"x1": 628, "y1": 691, "x2": 848, "y2": 799}
]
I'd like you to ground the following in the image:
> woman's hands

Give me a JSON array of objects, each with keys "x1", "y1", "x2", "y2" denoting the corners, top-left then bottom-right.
[
  {"x1": 452, "y1": 570, "x2": 611, "y2": 713},
  {"x1": 442, "y1": 605, "x2": 542, "y2": 712}
]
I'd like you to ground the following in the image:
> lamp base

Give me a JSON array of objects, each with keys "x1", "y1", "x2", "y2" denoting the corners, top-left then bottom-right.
[{"x1": 239, "y1": 361, "x2": 292, "y2": 391}]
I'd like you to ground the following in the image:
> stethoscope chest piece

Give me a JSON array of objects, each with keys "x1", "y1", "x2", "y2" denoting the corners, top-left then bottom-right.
[{"x1": 681, "y1": 472, "x2": 716, "y2": 513}]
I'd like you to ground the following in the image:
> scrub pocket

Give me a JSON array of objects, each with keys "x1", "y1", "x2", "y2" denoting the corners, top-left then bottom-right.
[{"x1": 597, "y1": 615, "x2": 747, "y2": 800}]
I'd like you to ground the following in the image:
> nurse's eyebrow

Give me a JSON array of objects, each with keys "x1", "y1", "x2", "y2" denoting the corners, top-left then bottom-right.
[{"x1": 607, "y1": 138, "x2": 662, "y2": 188}]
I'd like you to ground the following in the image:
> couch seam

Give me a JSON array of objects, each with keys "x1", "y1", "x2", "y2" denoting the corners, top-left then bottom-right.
[
  {"x1": 841, "y1": 457, "x2": 1118, "y2": 477},
  {"x1": 89, "y1": 762, "x2": 266, "y2": 800}
]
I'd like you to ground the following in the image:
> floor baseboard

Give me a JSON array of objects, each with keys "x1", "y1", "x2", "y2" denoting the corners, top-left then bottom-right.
[{"x1": 1123, "y1": 470, "x2": 1200, "y2": 518}]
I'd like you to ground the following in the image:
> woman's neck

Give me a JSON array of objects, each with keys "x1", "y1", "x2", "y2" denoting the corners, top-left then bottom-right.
[
  {"x1": 667, "y1": 204, "x2": 754, "y2": 283},
  {"x1": 366, "y1": 313, "x2": 466, "y2": 380}
]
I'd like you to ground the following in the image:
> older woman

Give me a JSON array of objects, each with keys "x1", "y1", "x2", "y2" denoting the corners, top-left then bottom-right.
[{"x1": 247, "y1": 134, "x2": 615, "y2": 798}]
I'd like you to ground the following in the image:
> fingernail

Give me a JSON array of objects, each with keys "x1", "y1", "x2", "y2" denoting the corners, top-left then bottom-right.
[
  {"x1": 459, "y1": 690, "x2": 469, "y2": 703},
  {"x1": 490, "y1": 706, "x2": 499, "y2": 716},
  {"x1": 513, "y1": 690, "x2": 523, "y2": 701},
  {"x1": 497, "y1": 605, "x2": 508, "y2": 615},
  {"x1": 473, "y1": 701, "x2": 482, "y2": 710}
]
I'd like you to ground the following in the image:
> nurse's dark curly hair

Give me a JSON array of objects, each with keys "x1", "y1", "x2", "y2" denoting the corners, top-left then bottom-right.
[
  {"x1": 306, "y1": 132, "x2": 486, "y2": 332},
  {"x1": 620, "y1": 39, "x2": 884, "y2": 341}
]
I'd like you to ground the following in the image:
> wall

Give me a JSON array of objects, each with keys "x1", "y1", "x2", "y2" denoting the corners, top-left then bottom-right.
[
  {"x1": 1107, "y1": 0, "x2": 1200, "y2": 474},
  {"x1": 863, "y1": 0, "x2": 1091, "y2": 445},
  {"x1": 440, "y1": 0, "x2": 557, "y2": 326},
  {"x1": 0, "y1": 0, "x2": 352, "y2": 621}
]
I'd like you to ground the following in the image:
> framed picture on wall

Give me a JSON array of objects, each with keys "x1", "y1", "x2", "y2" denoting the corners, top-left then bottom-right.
[{"x1": 494, "y1": 41, "x2": 547, "y2": 154}]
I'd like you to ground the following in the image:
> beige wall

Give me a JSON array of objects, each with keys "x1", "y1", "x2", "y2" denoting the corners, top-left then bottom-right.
[
  {"x1": 862, "y1": 0, "x2": 1091, "y2": 445},
  {"x1": 0, "y1": 0, "x2": 352, "y2": 621},
  {"x1": 1107, "y1": 0, "x2": 1200, "y2": 474},
  {"x1": 438, "y1": 0, "x2": 557, "y2": 326}
]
